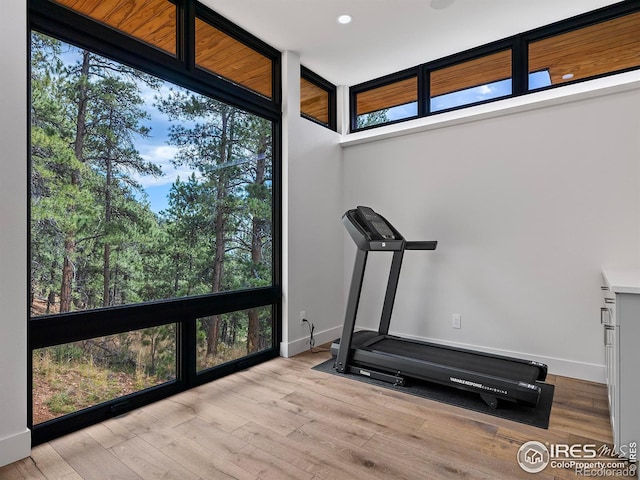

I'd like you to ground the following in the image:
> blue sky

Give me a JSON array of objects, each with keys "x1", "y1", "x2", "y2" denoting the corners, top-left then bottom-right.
[
  {"x1": 374, "y1": 70, "x2": 552, "y2": 123},
  {"x1": 132, "y1": 83, "x2": 202, "y2": 215},
  {"x1": 59, "y1": 40, "x2": 196, "y2": 215}
]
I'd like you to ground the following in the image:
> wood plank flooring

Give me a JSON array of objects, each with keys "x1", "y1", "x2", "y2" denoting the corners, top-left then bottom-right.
[{"x1": 1, "y1": 348, "x2": 631, "y2": 480}]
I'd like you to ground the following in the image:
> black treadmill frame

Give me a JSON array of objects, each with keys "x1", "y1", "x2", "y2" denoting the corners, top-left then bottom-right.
[{"x1": 333, "y1": 207, "x2": 548, "y2": 408}]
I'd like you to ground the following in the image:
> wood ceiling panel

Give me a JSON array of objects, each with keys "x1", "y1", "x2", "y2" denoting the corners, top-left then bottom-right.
[
  {"x1": 356, "y1": 77, "x2": 417, "y2": 116},
  {"x1": 53, "y1": 0, "x2": 177, "y2": 55},
  {"x1": 430, "y1": 49, "x2": 511, "y2": 98},
  {"x1": 195, "y1": 18, "x2": 273, "y2": 99},
  {"x1": 529, "y1": 11, "x2": 640, "y2": 86},
  {"x1": 300, "y1": 78, "x2": 329, "y2": 124}
]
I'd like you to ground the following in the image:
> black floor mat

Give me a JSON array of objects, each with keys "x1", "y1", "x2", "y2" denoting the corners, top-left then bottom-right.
[{"x1": 312, "y1": 358, "x2": 554, "y2": 429}]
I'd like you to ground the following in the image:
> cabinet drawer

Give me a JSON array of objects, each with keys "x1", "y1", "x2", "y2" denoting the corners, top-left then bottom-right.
[{"x1": 601, "y1": 289, "x2": 617, "y2": 326}]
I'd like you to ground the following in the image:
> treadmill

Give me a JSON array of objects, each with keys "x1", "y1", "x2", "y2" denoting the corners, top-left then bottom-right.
[{"x1": 332, "y1": 206, "x2": 548, "y2": 409}]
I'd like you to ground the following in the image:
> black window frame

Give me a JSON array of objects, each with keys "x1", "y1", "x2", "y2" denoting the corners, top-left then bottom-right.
[
  {"x1": 300, "y1": 66, "x2": 337, "y2": 131},
  {"x1": 350, "y1": 0, "x2": 640, "y2": 132},
  {"x1": 28, "y1": 0, "x2": 282, "y2": 445},
  {"x1": 425, "y1": 39, "x2": 514, "y2": 116},
  {"x1": 193, "y1": 3, "x2": 280, "y2": 102},
  {"x1": 350, "y1": 66, "x2": 421, "y2": 132}
]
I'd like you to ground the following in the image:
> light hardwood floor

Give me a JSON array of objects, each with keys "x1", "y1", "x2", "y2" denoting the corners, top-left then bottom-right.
[{"x1": 0, "y1": 348, "x2": 631, "y2": 480}]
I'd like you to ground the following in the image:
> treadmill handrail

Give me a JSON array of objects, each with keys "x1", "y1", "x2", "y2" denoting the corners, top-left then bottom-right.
[
  {"x1": 343, "y1": 209, "x2": 438, "y2": 252},
  {"x1": 405, "y1": 241, "x2": 438, "y2": 250}
]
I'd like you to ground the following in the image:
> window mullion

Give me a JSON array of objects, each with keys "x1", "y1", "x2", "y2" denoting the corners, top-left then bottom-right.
[
  {"x1": 512, "y1": 34, "x2": 528, "y2": 96},
  {"x1": 418, "y1": 66, "x2": 429, "y2": 117}
]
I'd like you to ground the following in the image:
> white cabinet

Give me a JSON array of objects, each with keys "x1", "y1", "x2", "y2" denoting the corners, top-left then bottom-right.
[{"x1": 602, "y1": 269, "x2": 640, "y2": 459}]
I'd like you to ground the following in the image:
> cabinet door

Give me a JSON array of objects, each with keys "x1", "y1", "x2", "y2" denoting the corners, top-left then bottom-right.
[
  {"x1": 604, "y1": 324, "x2": 620, "y2": 445},
  {"x1": 604, "y1": 325, "x2": 619, "y2": 442}
]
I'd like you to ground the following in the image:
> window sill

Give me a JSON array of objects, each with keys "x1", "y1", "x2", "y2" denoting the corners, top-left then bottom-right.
[{"x1": 340, "y1": 70, "x2": 640, "y2": 147}]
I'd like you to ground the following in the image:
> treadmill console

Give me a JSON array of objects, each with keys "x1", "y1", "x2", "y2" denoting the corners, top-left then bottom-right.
[
  {"x1": 354, "y1": 206, "x2": 396, "y2": 240},
  {"x1": 343, "y1": 206, "x2": 437, "y2": 252},
  {"x1": 342, "y1": 206, "x2": 405, "y2": 251}
]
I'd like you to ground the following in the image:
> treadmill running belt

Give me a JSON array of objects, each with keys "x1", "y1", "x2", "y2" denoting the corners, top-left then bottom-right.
[{"x1": 368, "y1": 337, "x2": 540, "y2": 383}]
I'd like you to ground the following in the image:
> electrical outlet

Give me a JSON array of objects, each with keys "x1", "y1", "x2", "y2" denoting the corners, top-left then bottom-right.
[
  {"x1": 300, "y1": 310, "x2": 306, "y2": 325},
  {"x1": 452, "y1": 314, "x2": 461, "y2": 329}
]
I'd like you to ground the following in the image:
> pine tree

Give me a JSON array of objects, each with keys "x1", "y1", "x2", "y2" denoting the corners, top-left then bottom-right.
[
  {"x1": 156, "y1": 90, "x2": 254, "y2": 355},
  {"x1": 31, "y1": 33, "x2": 163, "y2": 314}
]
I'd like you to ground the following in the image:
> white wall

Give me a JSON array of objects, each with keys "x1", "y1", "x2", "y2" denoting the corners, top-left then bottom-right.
[
  {"x1": 280, "y1": 52, "x2": 345, "y2": 356},
  {"x1": 342, "y1": 87, "x2": 640, "y2": 381},
  {"x1": 0, "y1": 0, "x2": 31, "y2": 468}
]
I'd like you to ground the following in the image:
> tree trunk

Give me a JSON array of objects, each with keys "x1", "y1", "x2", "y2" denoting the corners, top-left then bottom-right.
[
  {"x1": 246, "y1": 213, "x2": 263, "y2": 352},
  {"x1": 74, "y1": 50, "x2": 90, "y2": 163},
  {"x1": 247, "y1": 134, "x2": 267, "y2": 354},
  {"x1": 149, "y1": 331, "x2": 157, "y2": 375},
  {"x1": 59, "y1": 235, "x2": 75, "y2": 312},
  {"x1": 206, "y1": 315, "x2": 220, "y2": 356},
  {"x1": 206, "y1": 110, "x2": 232, "y2": 356},
  {"x1": 103, "y1": 244, "x2": 111, "y2": 307},
  {"x1": 46, "y1": 290, "x2": 56, "y2": 315},
  {"x1": 173, "y1": 257, "x2": 180, "y2": 296},
  {"x1": 212, "y1": 185, "x2": 226, "y2": 292},
  {"x1": 60, "y1": 50, "x2": 90, "y2": 313},
  {"x1": 247, "y1": 309, "x2": 260, "y2": 353},
  {"x1": 206, "y1": 187, "x2": 227, "y2": 356},
  {"x1": 103, "y1": 140, "x2": 113, "y2": 308}
]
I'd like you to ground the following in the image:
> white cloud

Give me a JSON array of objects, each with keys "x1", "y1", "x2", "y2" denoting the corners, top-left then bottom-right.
[
  {"x1": 132, "y1": 144, "x2": 200, "y2": 188},
  {"x1": 144, "y1": 145, "x2": 179, "y2": 163},
  {"x1": 139, "y1": 83, "x2": 177, "y2": 105},
  {"x1": 477, "y1": 84, "x2": 493, "y2": 95}
]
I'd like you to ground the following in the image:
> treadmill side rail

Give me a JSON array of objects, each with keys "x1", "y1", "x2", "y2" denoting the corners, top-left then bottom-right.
[
  {"x1": 349, "y1": 346, "x2": 543, "y2": 407},
  {"x1": 528, "y1": 361, "x2": 548, "y2": 381},
  {"x1": 346, "y1": 365, "x2": 405, "y2": 386}
]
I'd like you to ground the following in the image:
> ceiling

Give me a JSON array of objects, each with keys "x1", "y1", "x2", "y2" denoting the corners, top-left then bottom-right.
[{"x1": 200, "y1": 0, "x2": 622, "y2": 87}]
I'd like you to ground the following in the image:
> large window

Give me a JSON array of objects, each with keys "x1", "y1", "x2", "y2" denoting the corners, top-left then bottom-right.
[
  {"x1": 29, "y1": 0, "x2": 281, "y2": 445},
  {"x1": 31, "y1": 37, "x2": 273, "y2": 315},
  {"x1": 350, "y1": 2, "x2": 640, "y2": 132}
]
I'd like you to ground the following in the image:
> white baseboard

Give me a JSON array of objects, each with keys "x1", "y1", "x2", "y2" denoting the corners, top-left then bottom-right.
[
  {"x1": 0, "y1": 428, "x2": 31, "y2": 468},
  {"x1": 282, "y1": 325, "x2": 342, "y2": 358},
  {"x1": 283, "y1": 325, "x2": 605, "y2": 383}
]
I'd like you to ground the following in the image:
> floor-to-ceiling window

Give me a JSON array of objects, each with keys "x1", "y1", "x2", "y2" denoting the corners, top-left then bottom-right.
[{"x1": 29, "y1": 0, "x2": 281, "y2": 445}]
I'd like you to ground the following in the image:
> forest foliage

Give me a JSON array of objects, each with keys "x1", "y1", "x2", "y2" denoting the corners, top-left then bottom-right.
[{"x1": 30, "y1": 30, "x2": 274, "y2": 381}]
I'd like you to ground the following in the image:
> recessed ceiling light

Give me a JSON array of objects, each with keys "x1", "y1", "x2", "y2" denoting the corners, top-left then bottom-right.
[
  {"x1": 562, "y1": 73, "x2": 575, "y2": 80},
  {"x1": 337, "y1": 14, "x2": 352, "y2": 24}
]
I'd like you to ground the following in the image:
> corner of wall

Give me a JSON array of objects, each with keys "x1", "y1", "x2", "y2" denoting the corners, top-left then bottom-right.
[
  {"x1": 280, "y1": 50, "x2": 302, "y2": 356},
  {"x1": 0, "y1": 0, "x2": 31, "y2": 468},
  {"x1": 336, "y1": 85, "x2": 350, "y2": 136},
  {"x1": 280, "y1": 52, "x2": 345, "y2": 358}
]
